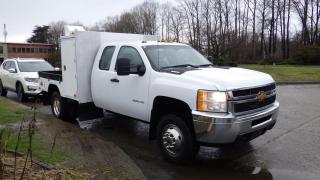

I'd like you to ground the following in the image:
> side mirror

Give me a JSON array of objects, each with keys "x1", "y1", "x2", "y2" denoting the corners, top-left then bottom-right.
[
  {"x1": 207, "y1": 56, "x2": 213, "y2": 62},
  {"x1": 137, "y1": 65, "x2": 146, "y2": 76},
  {"x1": 8, "y1": 68, "x2": 17, "y2": 73},
  {"x1": 116, "y1": 58, "x2": 130, "y2": 76}
]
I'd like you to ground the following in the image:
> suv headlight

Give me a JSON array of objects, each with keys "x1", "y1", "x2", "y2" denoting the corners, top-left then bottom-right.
[
  {"x1": 24, "y1": 78, "x2": 39, "y2": 83},
  {"x1": 197, "y1": 90, "x2": 228, "y2": 113}
]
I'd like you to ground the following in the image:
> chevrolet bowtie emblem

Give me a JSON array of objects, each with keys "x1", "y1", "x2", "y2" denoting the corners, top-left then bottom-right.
[{"x1": 257, "y1": 91, "x2": 267, "y2": 102}]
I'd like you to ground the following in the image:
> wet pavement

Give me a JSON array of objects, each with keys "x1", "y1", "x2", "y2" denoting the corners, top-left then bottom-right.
[{"x1": 5, "y1": 84, "x2": 320, "y2": 180}]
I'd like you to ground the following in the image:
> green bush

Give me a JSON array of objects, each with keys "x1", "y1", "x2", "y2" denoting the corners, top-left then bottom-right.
[
  {"x1": 213, "y1": 57, "x2": 238, "y2": 67},
  {"x1": 293, "y1": 46, "x2": 320, "y2": 65}
]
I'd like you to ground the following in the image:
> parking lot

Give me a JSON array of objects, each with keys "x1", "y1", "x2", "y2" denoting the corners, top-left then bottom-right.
[{"x1": 5, "y1": 84, "x2": 320, "y2": 180}]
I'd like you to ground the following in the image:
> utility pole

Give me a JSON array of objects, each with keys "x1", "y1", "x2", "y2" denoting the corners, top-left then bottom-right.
[{"x1": 3, "y1": 24, "x2": 8, "y2": 42}]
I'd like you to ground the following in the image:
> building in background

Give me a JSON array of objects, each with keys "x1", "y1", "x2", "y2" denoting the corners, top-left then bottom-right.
[{"x1": 0, "y1": 42, "x2": 54, "y2": 64}]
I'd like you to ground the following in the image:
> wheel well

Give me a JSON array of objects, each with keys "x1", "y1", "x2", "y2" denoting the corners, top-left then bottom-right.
[
  {"x1": 43, "y1": 84, "x2": 59, "y2": 105},
  {"x1": 149, "y1": 96, "x2": 194, "y2": 140},
  {"x1": 15, "y1": 81, "x2": 22, "y2": 90},
  {"x1": 48, "y1": 84, "x2": 59, "y2": 95}
]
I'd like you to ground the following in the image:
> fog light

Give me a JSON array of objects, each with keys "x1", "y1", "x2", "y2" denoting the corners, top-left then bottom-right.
[{"x1": 27, "y1": 86, "x2": 37, "y2": 91}]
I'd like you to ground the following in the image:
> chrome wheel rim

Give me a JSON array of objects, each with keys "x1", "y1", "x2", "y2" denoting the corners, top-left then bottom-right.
[
  {"x1": 53, "y1": 97, "x2": 61, "y2": 117},
  {"x1": 162, "y1": 124, "x2": 183, "y2": 156}
]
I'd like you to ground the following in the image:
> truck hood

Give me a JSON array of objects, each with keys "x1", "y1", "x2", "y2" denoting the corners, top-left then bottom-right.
[{"x1": 181, "y1": 67, "x2": 275, "y2": 91}]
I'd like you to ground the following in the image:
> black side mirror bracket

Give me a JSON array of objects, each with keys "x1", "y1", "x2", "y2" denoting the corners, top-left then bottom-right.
[{"x1": 137, "y1": 65, "x2": 146, "y2": 76}]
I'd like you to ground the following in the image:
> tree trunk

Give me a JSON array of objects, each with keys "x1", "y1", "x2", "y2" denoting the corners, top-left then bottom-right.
[{"x1": 286, "y1": 0, "x2": 291, "y2": 58}]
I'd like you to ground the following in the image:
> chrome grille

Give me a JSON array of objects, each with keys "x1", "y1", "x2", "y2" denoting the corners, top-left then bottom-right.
[
  {"x1": 232, "y1": 83, "x2": 276, "y2": 98},
  {"x1": 234, "y1": 95, "x2": 276, "y2": 113},
  {"x1": 229, "y1": 83, "x2": 276, "y2": 114}
]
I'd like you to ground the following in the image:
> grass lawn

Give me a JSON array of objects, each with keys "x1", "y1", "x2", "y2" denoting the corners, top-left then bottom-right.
[
  {"x1": 0, "y1": 98, "x2": 65, "y2": 165},
  {"x1": 0, "y1": 100, "x2": 29, "y2": 124},
  {"x1": 239, "y1": 64, "x2": 320, "y2": 82}
]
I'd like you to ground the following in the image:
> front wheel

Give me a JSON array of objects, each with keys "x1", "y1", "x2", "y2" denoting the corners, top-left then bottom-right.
[
  {"x1": 157, "y1": 114, "x2": 199, "y2": 164},
  {"x1": 0, "y1": 79, "x2": 7, "y2": 96},
  {"x1": 16, "y1": 83, "x2": 27, "y2": 102}
]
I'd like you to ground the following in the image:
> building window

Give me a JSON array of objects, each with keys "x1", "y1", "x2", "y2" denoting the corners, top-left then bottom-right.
[
  {"x1": 17, "y1": 48, "x2": 21, "y2": 53},
  {"x1": 12, "y1": 48, "x2": 16, "y2": 52},
  {"x1": 22, "y1": 48, "x2": 25, "y2": 53},
  {"x1": 0, "y1": 46, "x2": 3, "y2": 54},
  {"x1": 8, "y1": 47, "x2": 12, "y2": 53},
  {"x1": 31, "y1": 48, "x2": 34, "y2": 53},
  {"x1": 43, "y1": 48, "x2": 47, "y2": 53},
  {"x1": 48, "y1": 48, "x2": 52, "y2": 53},
  {"x1": 34, "y1": 48, "x2": 39, "y2": 53},
  {"x1": 39, "y1": 48, "x2": 43, "y2": 53},
  {"x1": 26, "y1": 48, "x2": 30, "y2": 53}
]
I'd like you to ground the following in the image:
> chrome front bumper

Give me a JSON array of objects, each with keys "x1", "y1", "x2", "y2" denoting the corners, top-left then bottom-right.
[{"x1": 192, "y1": 101, "x2": 280, "y2": 144}]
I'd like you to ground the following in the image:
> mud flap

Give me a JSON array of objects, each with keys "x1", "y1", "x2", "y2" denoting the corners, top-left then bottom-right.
[{"x1": 77, "y1": 102, "x2": 104, "y2": 122}]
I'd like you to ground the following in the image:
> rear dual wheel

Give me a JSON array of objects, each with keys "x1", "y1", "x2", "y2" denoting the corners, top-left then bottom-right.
[{"x1": 51, "y1": 91, "x2": 77, "y2": 122}]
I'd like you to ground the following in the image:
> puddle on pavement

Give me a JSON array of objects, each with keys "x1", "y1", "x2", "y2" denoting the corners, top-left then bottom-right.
[
  {"x1": 6, "y1": 92, "x2": 320, "y2": 179},
  {"x1": 77, "y1": 118, "x2": 105, "y2": 129},
  {"x1": 70, "y1": 112, "x2": 320, "y2": 180}
]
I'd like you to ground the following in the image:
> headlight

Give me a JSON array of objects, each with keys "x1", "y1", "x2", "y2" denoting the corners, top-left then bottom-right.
[
  {"x1": 24, "y1": 78, "x2": 39, "y2": 83},
  {"x1": 197, "y1": 90, "x2": 228, "y2": 113}
]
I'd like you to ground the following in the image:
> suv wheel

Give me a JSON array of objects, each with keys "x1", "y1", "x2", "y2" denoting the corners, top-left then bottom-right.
[
  {"x1": 16, "y1": 83, "x2": 27, "y2": 102},
  {"x1": 157, "y1": 114, "x2": 199, "y2": 164},
  {"x1": 0, "y1": 79, "x2": 8, "y2": 96}
]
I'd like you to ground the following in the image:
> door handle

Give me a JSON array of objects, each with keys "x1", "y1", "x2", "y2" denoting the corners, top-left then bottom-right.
[{"x1": 110, "y1": 78, "x2": 119, "y2": 83}]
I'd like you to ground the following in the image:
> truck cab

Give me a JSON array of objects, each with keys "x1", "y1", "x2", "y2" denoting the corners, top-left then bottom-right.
[{"x1": 39, "y1": 29, "x2": 279, "y2": 163}]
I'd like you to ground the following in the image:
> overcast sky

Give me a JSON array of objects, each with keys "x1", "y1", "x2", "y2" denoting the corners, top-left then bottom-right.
[{"x1": 0, "y1": 0, "x2": 149, "y2": 42}]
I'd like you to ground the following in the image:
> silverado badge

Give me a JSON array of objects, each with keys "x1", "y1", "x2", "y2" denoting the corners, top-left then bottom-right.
[{"x1": 257, "y1": 91, "x2": 267, "y2": 102}]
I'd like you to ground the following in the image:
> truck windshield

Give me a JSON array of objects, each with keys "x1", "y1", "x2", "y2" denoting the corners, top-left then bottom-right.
[
  {"x1": 18, "y1": 61, "x2": 54, "y2": 72},
  {"x1": 143, "y1": 45, "x2": 211, "y2": 70}
]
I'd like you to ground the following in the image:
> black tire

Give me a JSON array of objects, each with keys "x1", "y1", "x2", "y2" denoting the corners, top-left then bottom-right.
[
  {"x1": 16, "y1": 83, "x2": 27, "y2": 102},
  {"x1": 0, "y1": 79, "x2": 8, "y2": 97},
  {"x1": 157, "y1": 114, "x2": 199, "y2": 164},
  {"x1": 51, "y1": 91, "x2": 77, "y2": 121}
]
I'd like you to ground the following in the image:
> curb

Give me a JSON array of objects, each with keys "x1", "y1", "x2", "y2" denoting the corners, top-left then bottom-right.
[{"x1": 276, "y1": 81, "x2": 320, "y2": 85}]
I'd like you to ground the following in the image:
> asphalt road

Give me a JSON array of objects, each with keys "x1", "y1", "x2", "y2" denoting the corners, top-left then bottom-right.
[{"x1": 5, "y1": 84, "x2": 320, "y2": 180}]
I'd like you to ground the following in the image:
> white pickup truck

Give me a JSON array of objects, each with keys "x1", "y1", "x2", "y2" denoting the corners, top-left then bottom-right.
[{"x1": 39, "y1": 29, "x2": 279, "y2": 163}]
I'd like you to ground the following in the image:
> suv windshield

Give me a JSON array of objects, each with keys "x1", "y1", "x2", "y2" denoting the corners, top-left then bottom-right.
[
  {"x1": 143, "y1": 45, "x2": 211, "y2": 70},
  {"x1": 18, "y1": 61, "x2": 54, "y2": 72}
]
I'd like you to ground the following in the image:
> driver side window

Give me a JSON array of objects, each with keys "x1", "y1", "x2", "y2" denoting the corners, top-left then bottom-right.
[
  {"x1": 10, "y1": 62, "x2": 17, "y2": 70},
  {"x1": 116, "y1": 46, "x2": 144, "y2": 72},
  {"x1": 4, "y1": 61, "x2": 11, "y2": 70}
]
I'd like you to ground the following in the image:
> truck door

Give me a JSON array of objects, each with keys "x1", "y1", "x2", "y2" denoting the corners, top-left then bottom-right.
[
  {"x1": 113, "y1": 46, "x2": 150, "y2": 121},
  {"x1": 91, "y1": 46, "x2": 118, "y2": 113},
  {"x1": 92, "y1": 45, "x2": 150, "y2": 121}
]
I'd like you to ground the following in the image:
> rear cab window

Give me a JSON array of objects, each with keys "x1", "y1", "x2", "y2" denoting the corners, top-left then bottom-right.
[{"x1": 99, "y1": 46, "x2": 116, "y2": 71}]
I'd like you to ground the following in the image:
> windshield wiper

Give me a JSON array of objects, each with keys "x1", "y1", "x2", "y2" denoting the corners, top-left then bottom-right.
[
  {"x1": 198, "y1": 63, "x2": 213, "y2": 67},
  {"x1": 160, "y1": 64, "x2": 199, "y2": 70}
]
